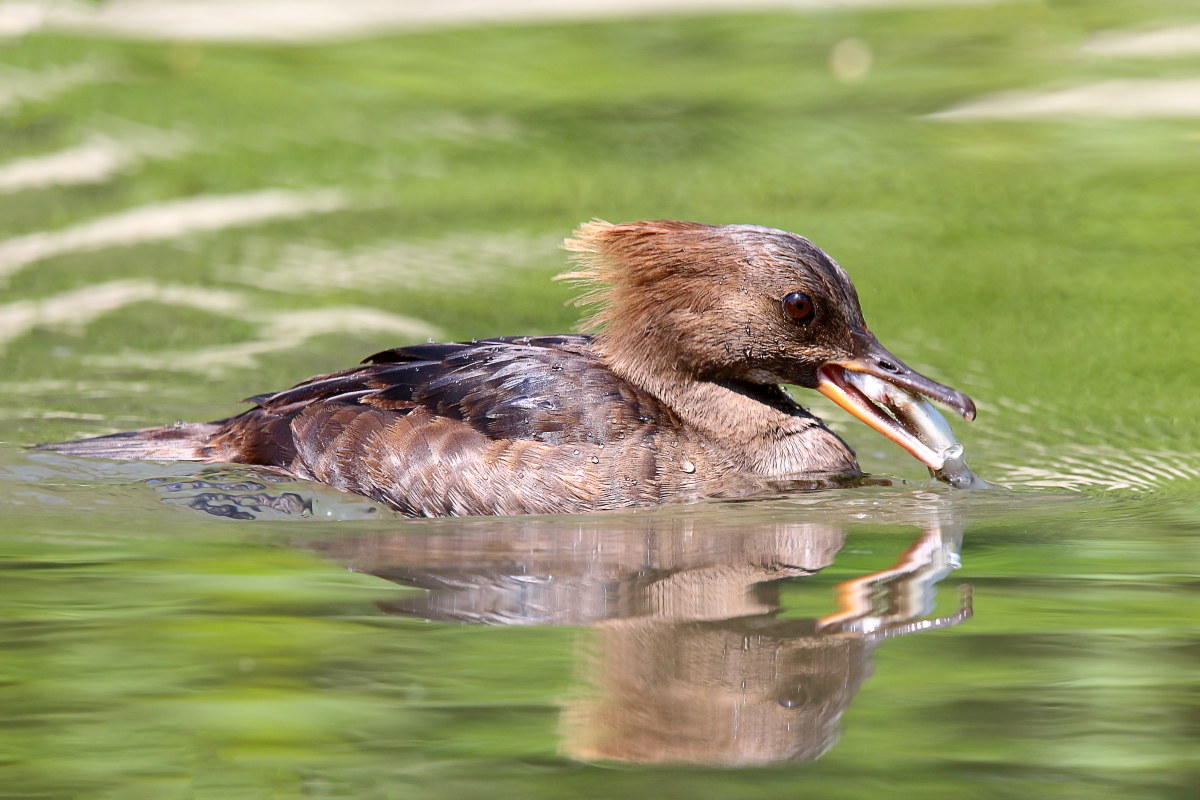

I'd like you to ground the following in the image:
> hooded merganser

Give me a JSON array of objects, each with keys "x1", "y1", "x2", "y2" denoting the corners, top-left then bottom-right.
[{"x1": 41, "y1": 220, "x2": 982, "y2": 516}]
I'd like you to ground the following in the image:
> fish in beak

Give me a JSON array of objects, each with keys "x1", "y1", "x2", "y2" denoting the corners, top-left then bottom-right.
[{"x1": 815, "y1": 339, "x2": 991, "y2": 488}]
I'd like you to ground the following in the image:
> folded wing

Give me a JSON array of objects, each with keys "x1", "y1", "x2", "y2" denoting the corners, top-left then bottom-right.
[{"x1": 210, "y1": 336, "x2": 685, "y2": 516}]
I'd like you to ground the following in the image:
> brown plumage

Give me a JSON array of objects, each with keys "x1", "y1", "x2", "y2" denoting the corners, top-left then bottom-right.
[{"x1": 40, "y1": 220, "x2": 978, "y2": 517}]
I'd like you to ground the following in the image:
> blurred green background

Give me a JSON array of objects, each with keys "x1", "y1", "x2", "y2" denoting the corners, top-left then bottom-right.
[
  {"x1": 1, "y1": 1, "x2": 1198, "y2": 798},
  {"x1": 3, "y1": 0, "x2": 1198, "y2": 458}
]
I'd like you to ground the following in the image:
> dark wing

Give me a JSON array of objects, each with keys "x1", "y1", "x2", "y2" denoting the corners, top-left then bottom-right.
[
  {"x1": 232, "y1": 335, "x2": 662, "y2": 444},
  {"x1": 361, "y1": 335, "x2": 664, "y2": 443},
  {"x1": 208, "y1": 335, "x2": 687, "y2": 516}
]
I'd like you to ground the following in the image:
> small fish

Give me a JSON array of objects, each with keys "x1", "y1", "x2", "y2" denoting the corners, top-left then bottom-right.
[{"x1": 825, "y1": 370, "x2": 992, "y2": 489}]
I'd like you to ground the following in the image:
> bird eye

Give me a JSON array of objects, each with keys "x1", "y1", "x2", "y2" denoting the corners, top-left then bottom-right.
[{"x1": 781, "y1": 292, "x2": 815, "y2": 323}]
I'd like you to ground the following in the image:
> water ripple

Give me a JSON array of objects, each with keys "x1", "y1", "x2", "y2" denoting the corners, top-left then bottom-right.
[
  {"x1": 0, "y1": 278, "x2": 438, "y2": 374},
  {"x1": 91, "y1": 305, "x2": 438, "y2": 375},
  {"x1": 994, "y1": 444, "x2": 1200, "y2": 493},
  {"x1": 0, "y1": 279, "x2": 247, "y2": 350},
  {"x1": 224, "y1": 231, "x2": 560, "y2": 294},
  {"x1": 0, "y1": 188, "x2": 350, "y2": 283},
  {"x1": 929, "y1": 78, "x2": 1200, "y2": 121},
  {"x1": 0, "y1": 128, "x2": 189, "y2": 194},
  {"x1": 0, "y1": 59, "x2": 104, "y2": 114}
]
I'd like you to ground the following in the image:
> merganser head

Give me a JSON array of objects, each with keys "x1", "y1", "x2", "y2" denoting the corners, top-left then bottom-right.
[{"x1": 560, "y1": 219, "x2": 977, "y2": 473}]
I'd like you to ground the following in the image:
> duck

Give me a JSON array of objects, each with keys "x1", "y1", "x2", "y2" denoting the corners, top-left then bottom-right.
[{"x1": 40, "y1": 219, "x2": 981, "y2": 517}]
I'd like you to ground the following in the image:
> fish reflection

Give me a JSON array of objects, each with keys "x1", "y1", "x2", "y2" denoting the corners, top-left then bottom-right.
[{"x1": 311, "y1": 508, "x2": 970, "y2": 767}]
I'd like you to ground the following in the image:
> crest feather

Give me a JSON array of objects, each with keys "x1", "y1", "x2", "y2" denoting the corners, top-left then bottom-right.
[
  {"x1": 555, "y1": 219, "x2": 715, "y2": 332},
  {"x1": 556, "y1": 218, "x2": 615, "y2": 299}
]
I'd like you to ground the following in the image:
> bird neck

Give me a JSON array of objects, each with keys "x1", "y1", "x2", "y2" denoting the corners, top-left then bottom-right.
[{"x1": 593, "y1": 337, "x2": 857, "y2": 478}]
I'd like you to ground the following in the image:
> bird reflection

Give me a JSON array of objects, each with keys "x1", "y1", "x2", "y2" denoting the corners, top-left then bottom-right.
[{"x1": 309, "y1": 505, "x2": 970, "y2": 767}]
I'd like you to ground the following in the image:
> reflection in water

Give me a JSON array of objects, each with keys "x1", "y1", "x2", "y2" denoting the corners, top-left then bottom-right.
[{"x1": 310, "y1": 509, "x2": 971, "y2": 767}]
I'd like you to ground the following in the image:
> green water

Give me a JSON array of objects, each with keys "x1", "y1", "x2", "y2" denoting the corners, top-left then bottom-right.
[{"x1": 1, "y1": 2, "x2": 1198, "y2": 798}]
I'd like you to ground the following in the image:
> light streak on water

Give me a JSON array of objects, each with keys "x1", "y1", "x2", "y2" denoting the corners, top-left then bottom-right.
[{"x1": 0, "y1": 188, "x2": 350, "y2": 282}]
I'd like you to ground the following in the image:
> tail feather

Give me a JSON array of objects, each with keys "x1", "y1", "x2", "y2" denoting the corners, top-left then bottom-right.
[{"x1": 37, "y1": 422, "x2": 221, "y2": 461}]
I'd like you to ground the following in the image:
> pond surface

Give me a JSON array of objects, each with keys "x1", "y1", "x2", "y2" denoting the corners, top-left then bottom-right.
[
  {"x1": 4, "y1": 452, "x2": 1196, "y2": 799},
  {"x1": 2, "y1": 2, "x2": 1198, "y2": 798}
]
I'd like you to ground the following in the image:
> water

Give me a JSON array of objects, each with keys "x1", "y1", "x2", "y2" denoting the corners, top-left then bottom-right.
[
  {"x1": 2, "y1": 2, "x2": 1199, "y2": 798},
  {"x1": 4, "y1": 454, "x2": 1195, "y2": 798}
]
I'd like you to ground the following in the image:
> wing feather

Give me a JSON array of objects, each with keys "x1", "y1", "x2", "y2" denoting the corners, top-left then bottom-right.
[{"x1": 210, "y1": 334, "x2": 689, "y2": 516}]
